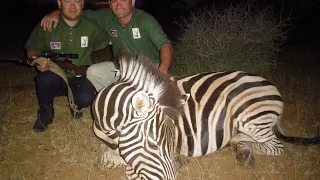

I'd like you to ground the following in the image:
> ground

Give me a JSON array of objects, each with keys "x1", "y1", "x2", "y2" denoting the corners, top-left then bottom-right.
[
  {"x1": 1, "y1": 3, "x2": 320, "y2": 179},
  {"x1": 0, "y1": 45, "x2": 320, "y2": 180}
]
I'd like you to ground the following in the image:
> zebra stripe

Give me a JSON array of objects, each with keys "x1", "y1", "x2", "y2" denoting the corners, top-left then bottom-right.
[
  {"x1": 93, "y1": 53, "x2": 320, "y2": 179},
  {"x1": 172, "y1": 70, "x2": 320, "y2": 168},
  {"x1": 92, "y1": 53, "x2": 183, "y2": 180},
  {"x1": 172, "y1": 71, "x2": 284, "y2": 157}
]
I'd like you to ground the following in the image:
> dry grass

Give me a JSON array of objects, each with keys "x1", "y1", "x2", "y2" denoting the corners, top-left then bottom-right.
[
  {"x1": 171, "y1": 1, "x2": 288, "y2": 76},
  {"x1": 1, "y1": 46, "x2": 320, "y2": 180},
  {"x1": 0, "y1": 63, "x2": 127, "y2": 180}
]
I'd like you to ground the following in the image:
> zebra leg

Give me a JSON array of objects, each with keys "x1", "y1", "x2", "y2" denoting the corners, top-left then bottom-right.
[
  {"x1": 93, "y1": 124, "x2": 126, "y2": 168},
  {"x1": 235, "y1": 124, "x2": 284, "y2": 155},
  {"x1": 99, "y1": 143, "x2": 126, "y2": 168},
  {"x1": 230, "y1": 133, "x2": 256, "y2": 168},
  {"x1": 125, "y1": 165, "x2": 140, "y2": 180},
  {"x1": 246, "y1": 136, "x2": 284, "y2": 155},
  {"x1": 230, "y1": 132, "x2": 284, "y2": 168}
]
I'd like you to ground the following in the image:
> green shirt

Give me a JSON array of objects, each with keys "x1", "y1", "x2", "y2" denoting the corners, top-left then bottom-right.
[
  {"x1": 82, "y1": 8, "x2": 171, "y2": 63},
  {"x1": 25, "y1": 15, "x2": 109, "y2": 77}
]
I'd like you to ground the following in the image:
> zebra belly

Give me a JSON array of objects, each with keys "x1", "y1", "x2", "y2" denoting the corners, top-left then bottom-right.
[{"x1": 175, "y1": 116, "x2": 232, "y2": 157}]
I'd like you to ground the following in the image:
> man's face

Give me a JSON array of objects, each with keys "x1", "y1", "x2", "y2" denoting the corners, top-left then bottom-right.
[
  {"x1": 58, "y1": 0, "x2": 84, "y2": 21},
  {"x1": 109, "y1": 0, "x2": 135, "y2": 19}
]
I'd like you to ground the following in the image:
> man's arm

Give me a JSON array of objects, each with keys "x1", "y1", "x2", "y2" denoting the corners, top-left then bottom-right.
[
  {"x1": 27, "y1": 49, "x2": 88, "y2": 75},
  {"x1": 141, "y1": 12, "x2": 173, "y2": 74},
  {"x1": 27, "y1": 50, "x2": 38, "y2": 59},
  {"x1": 25, "y1": 24, "x2": 50, "y2": 71},
  {"x1": 40, "y1": 10, "x2": 61, "y2": 32},
  {"x1": 40, "y1": 9, "x2": 107, "y2": 32},
  {"x1": 91, "y1": 19, "x2": 110, "y2": 52},
  {"x1": 158, "y1": 44, "x2": 173, "y2": 74},
  {"x1": 26, "y1": 49, "x2": 49, "y2": 72}
]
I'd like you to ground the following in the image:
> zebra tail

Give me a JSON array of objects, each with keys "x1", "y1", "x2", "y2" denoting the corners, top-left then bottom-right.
[{"x1": 274, "y1": 122, "x2": 320, "y2": 145}]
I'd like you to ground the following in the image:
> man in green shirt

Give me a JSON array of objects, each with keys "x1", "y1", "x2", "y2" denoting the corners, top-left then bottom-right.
[
  {"x1": 40, "y1": 0, "x2": 173, "y2": 91},
  {"x1": 25, "y1": 0, "x2": 109, "y2": 132}
]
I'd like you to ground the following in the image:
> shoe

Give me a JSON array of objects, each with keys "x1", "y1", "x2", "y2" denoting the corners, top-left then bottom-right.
[
  {"x1": 74, "y1": 111, "x2": 83, "y2": 119},
  {"x1": 33, "y1": 118, "x2": 50, "y2": 132},
  {"x1": 70, "y1": 108, "x2": 83, "y2": 120},
  {"x1": 33, "y1": 104, "x2": 54, "y2": 132}
]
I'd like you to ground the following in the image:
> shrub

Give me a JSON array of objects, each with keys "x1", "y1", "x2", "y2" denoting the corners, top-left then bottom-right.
[{"x1": 170, "y1": 1, "x2": 289, "y2": 76}]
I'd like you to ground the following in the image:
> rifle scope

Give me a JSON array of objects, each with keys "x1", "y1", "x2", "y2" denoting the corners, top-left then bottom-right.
[{"x1": 41, "y1": 52, "x2": 79, "y2": 59}]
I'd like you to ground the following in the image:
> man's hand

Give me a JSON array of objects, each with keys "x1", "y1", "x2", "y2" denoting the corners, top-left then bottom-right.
[
  {"x1": 30, "y1": 56, "x2": 50, "y2": 72},
  {"x1": 37, "y1": 60, "x2": 50, "y2": 72},
  {"x1": 158, "y1": 66, "x2": 168, "y2": 75},
  {"x1": 40, "y1": 10, "x2": 61, "y2": 32}
]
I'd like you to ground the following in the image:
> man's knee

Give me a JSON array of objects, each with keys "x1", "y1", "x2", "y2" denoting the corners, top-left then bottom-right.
[
  {"x1": 87, "y1": 62, "x2": 117, "y2": 79},
  {"x1": 35, "y1": 71, "x2": 60, "y2": 87},
  {"x1": 86, "y1": 62, "x2": 119, "y2": 91},
  {"x1": 72, "y1": 77, "x2": 95, "y2": 108},
  {"x1": 74, "y1": 92, "x2": 95, "y2": 109},
  {"x1": 86, "y1": 64, "x2": 97, "y2": 81}
]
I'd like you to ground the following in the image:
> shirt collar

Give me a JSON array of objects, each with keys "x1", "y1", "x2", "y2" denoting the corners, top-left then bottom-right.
[{"x1": 59, "y1": 15, "x2": 82, "y2": 28}]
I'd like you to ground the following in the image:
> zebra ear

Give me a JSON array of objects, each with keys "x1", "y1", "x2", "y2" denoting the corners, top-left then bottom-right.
[{"x1": 131, "y1": 91, "x2": 153, "y2": 114}]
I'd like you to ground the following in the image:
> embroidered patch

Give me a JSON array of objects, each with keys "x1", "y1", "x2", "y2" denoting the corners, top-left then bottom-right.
[
  {"x1": 81, "y1": 36, "x2": 88, "y2": 47},
  {"x1": 132, "y1": 28, "x2": 141, "y2": 39},
  {"x1": 50, "y1": 42, "x2": 61, "y2": 49},
  {"x1": 110, "y1": 29, "x2": 118, "y2": 37}
]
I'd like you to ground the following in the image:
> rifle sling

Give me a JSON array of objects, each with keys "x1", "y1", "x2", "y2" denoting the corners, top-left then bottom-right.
[{"x1": 30, "y1": 57, "x2": 84, "y2": 113}]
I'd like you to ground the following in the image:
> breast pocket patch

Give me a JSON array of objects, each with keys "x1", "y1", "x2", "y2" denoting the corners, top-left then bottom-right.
[
  {"x1": 81, "y1": 36, "x2": 88, "y2": 47},
  {"x1": 132, "y1": 28, "x2": 141, "y2": 39}
]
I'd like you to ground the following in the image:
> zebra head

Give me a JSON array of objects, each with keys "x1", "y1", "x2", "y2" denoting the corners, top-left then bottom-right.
[
  {"x1": 102, "y1": 53, "x2": 187, "y2": 180},
  {"x1": 120, "y1": 90, "x2": 178, "y2": 180}
]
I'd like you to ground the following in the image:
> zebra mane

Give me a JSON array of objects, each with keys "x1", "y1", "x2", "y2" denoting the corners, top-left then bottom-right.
[{"x1": 118, "y1": 53, "x2": 183, "y2": 117}]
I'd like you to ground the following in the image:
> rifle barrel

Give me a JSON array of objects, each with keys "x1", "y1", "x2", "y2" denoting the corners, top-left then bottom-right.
[
  {"x1": 0, "y1": 57, "x2": 87, "y2": 75},
  {"x1": 0, "y1": 57, "x2": 24, "y2": 62},
  {"x1": 0, "y1": 58, "x2": 30, "y2": 64}
]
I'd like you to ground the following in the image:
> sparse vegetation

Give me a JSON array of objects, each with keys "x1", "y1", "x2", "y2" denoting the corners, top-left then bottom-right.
[{"x1": 170, "y1": 1, "x2": 289, "y2": 76}]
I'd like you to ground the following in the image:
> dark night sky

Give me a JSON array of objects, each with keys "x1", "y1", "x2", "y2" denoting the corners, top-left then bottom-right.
[{"x1": 1, "y1": 0, "x2": 320, "y2": 57}]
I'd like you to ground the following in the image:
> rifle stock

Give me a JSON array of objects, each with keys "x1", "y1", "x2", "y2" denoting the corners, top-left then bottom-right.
[{"x1": 0, "y1": 52, "x2": 87, "y2": 76}]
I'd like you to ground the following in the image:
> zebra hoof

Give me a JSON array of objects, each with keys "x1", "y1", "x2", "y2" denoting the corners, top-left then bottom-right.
[
  {"x1": 100, "y1": 152, "x2": 126, "y2": 168},
  {"x1": 235, "y1": 148, "x2": 255, "y2": 169}
]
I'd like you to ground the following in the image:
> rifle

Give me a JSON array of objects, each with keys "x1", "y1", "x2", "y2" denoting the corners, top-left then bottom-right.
[{"x1": 0, "y1": 52, "x2": 88, "y2": 76}]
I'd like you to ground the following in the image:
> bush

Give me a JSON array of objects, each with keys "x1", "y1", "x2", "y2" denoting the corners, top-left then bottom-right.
[{"x1": 170, "y1": 1, "x2": 289, "y2": 76}]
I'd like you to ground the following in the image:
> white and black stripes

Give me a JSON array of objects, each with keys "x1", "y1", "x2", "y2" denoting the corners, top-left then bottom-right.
[
  {"x1": 92, "y1": 53, "x2": 320, "y2": 179},
  {"x1": 171, "y1": 71, "x2": 284, "y2": 157},
  {"x1": 92, "y1": 53, "x2": 183, "y2": 180},
  {"x1": 172, "y1": 70, "x2": 320, "y2": 162}
]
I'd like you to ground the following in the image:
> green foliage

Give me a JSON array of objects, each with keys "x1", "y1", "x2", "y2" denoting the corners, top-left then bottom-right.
[{"x1": 170, "y1": 1, "x2": 289, "y2": 76}]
